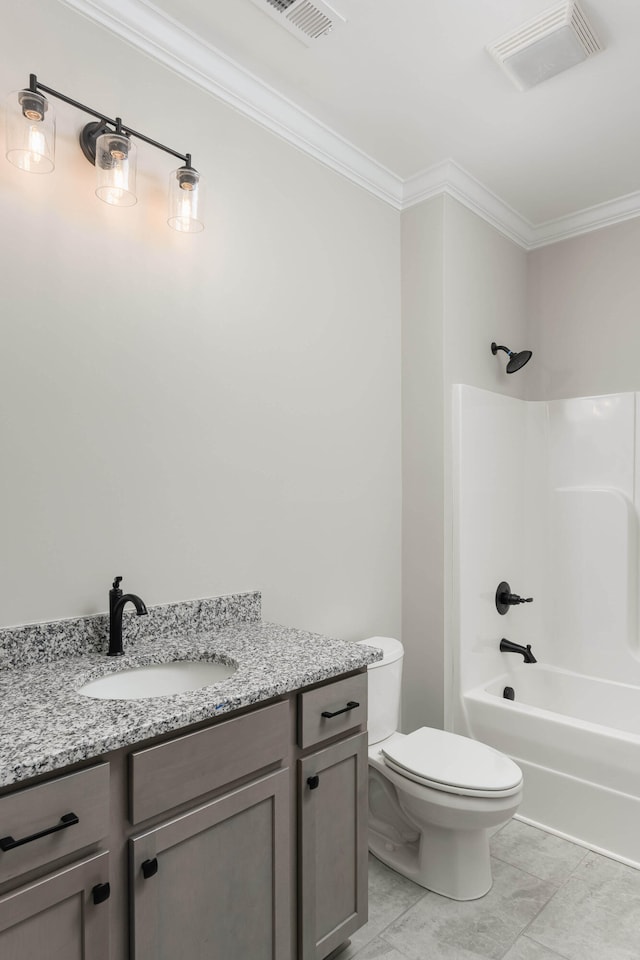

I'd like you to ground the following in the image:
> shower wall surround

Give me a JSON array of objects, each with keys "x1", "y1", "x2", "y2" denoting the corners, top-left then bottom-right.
[{"x1": 452, "y1": 384, "x2": 640, "y2": 713}]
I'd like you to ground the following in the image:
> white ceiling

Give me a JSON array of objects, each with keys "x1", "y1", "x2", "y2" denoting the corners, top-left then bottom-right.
[{"x1": 62, "y1": 0, "x2": 640, "y2": 240}]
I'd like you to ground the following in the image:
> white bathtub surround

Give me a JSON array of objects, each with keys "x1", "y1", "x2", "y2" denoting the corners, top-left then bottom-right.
[
  {"x1": 452, "y1": 384, "x2": 640, "y2": 867},
  {"x1": 466, "y1": 666, "x2": 640, "y2": 867}
]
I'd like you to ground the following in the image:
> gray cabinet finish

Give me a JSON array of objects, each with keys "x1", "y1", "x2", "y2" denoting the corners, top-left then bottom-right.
[
  {"x1": 0, "y1": 851, "x2": 110, "y2": 960},
  {"x1": 298, "y1": 732, "x2": 368, "y2": 960},
  {"x1": 298, "y1": 674, "x2": 367, "y2": 749},
  {"x1": 0, "y1": 669, "x2": 368, "y2": 960},
  {"x1": 0, "y1": 764, "x2": 110, "y2": 885},
  {"x1": 130, "y1": 769, "x2": 290, "y2": 960},
  {"x1": 129, "y1": 700, "x2": 289, "y2": 823}
]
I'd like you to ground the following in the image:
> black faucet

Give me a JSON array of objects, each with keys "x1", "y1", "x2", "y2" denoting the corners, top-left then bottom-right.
[
  {"x1": 499, "y1": 638, "x2": 537, "y2": 663},
  {"x1": 108, "y1": 576, "x2": 148, "y2": 656}
]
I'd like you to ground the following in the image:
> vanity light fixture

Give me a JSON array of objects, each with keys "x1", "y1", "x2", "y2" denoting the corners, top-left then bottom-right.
[{"x1": 5, "y1": 74, "x2": 204, "y2": 233}]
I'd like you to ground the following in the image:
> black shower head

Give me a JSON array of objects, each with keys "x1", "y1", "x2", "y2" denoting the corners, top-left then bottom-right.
[{"x1": 491, "y1": 342, "x2": 532, "y2": 374}]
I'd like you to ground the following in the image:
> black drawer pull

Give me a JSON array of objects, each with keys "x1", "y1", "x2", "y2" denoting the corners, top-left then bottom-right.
[
  {"x1": 92, "y1": 882, "x2": 111, "y2": 905},
  {"x1": 142, "y1": 857, "x2": 159, "y2": 879},
  {"x1": 0, "y1": 812, "x2": 79, "y2": 852},
  {"x1": 307, "y1": 775, "x2": 320, "y2": 790},
  {"x1": 321, "y1": 700, "x2": 360, "y2": 719}
]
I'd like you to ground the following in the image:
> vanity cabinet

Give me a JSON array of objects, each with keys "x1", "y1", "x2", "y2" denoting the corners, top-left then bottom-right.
[
  {"x1": 130, "y1": 769, "x2": 290, "y2": 959},
  {"x1": 0, "y1": 852, "x2": 111, "y2": 960},
  {"x1": 0, "y1": 669, "x2": 368, "y2": 960},
  {"x1": 128, "y1": 700, "x2": 291, "y2": 960},
  {"x1": 0, "y1": 765, "x2": 111, "y2": 960},
  {"x1": 299, "y1": 733, "x2": 368, "y2": 960},
  {"x1": 297, "y1": 673, "x2": 369, "y2": 960}
]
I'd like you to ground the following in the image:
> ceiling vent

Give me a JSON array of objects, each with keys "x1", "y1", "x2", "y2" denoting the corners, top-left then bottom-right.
[
  {"x1": 486, "y1": 1, "x2": 602, "y2": 91},
  {"x1": 249, "y1": 0, "x2": 346, "y2": 46}
]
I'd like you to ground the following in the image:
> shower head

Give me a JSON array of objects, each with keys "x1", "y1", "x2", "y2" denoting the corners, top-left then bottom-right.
[{"x1": 491, "y1": 342, "x2": 532, "y2": 374}]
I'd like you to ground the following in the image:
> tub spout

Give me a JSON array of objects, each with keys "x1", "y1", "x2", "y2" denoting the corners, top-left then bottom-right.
[{"x1": 500, "y1": 638, "x2": 537, "y2": 663}]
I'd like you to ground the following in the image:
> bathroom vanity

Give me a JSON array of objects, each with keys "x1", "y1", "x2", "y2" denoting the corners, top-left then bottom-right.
[{"x1": 0, "y1": 592, "x2": 380, "y2": 960}]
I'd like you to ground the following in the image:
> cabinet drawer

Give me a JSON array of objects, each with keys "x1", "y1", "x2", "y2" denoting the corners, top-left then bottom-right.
[
  {"x1": 129, "y1": 700, "x2": 289, "y2": 824},
  {"x1": 0, "y1": 765, "x2": 109, "y2": 885},
  {"x1": 298, "y1": 673, "x2": 367, "y2": 749}
]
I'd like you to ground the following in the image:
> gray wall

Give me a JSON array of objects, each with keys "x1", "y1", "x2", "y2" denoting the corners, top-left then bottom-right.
[
  {"x1": 401, "y1": 197, "x2": 445, "y2": 731},
  {"x1": 401, "y1": 196, "x2": 529, "y2": 731},
  {"x1": 528, "y1": 218, "x2": 640, "y2": 401},
  {"x1": 3, "y1": 0, "x2": 635, "y2": 734},
  {"x1": 0, "y1": 0, "x2": 401, "y2": 642}
]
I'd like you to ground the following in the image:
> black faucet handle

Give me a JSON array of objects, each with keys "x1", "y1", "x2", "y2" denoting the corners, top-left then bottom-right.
[
  {"x1": 496, "y1": 581, "x2": 533, "y2": 614},
  {"x1": 112, "y1": 576, "x2": 123, "y2": 591}
]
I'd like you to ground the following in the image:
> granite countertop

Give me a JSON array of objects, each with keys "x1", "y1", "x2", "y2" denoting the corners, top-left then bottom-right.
[{"x1": 0, "y1": 592, "x2": 382, "y2": 789}]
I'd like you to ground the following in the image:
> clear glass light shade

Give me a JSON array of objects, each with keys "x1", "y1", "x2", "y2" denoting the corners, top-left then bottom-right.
[
  {"x1": 5, "y1": 90, "x2": 55, "y2": 173},
  {"x1": 167, "y1": 166, "x2": 204, "y2": 233},
  {"x1": 95, "y1": 132, "x2": 137, "y2": 206}
]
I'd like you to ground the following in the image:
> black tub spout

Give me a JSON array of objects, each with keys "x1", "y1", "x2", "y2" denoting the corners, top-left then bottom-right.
[{"x1": 499, "y1": 638, "x2": 537, "y2": 663}]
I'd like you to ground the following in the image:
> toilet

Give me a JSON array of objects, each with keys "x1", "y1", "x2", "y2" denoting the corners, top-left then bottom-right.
[{"x1": 357, "y1": 637, "x2": 523, "y2": 900}]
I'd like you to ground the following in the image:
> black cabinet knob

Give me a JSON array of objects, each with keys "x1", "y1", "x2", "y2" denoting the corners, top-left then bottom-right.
[
  {"x1": 141, "y1": 857, "x2": 158, "y2": 879},
  {"x1": 307, "y1": 775, "x2": 320, "y2": 790},
  {"x1": 92, "y1": 882, "x2": 111, "y2": 905}
]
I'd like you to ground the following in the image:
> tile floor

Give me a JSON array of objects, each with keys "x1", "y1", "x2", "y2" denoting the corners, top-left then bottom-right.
[{"x1": 340, "y1": 819, "x2": 640, "y2": 960}]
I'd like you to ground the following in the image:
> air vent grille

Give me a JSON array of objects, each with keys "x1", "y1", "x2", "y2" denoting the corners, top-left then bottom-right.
[
  {"x1": 249, "y1": 0, "x2": 345, "y2": 46},
  {"x1": 265, "y1": 0, "x2": 297, "y2": 12},
  {"x1": 571, "y1": 2, "x2": 600, "y2": 54},
  {"x1": 487, "y1": 1, "x2": 602, "y2": 90},
  {"x1": 286, "y1": 1, "x2": 332, "y2": 39}
]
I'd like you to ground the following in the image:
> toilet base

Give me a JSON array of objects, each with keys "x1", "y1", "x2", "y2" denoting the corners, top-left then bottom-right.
[
  {"x1": 366, "y1": 759, "x2": 522, "y2": 900},
  {"x1": 368, "y1": 821, "x2": 493, "y2": 900}
]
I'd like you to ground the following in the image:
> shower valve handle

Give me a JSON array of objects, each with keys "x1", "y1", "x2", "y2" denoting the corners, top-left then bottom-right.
[{"x1": 496, "y1": 582, "x2": 533, "y2": 615}]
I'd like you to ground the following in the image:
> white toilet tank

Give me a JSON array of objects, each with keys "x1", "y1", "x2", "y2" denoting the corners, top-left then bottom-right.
[{"x1": 357, "y1": 636, "x2": 404, "y2": 745}]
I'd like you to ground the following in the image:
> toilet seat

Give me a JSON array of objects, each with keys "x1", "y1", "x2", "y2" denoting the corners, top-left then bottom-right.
[{"x1": 381, "y1": 727, "x2": 522, "y2": 799}]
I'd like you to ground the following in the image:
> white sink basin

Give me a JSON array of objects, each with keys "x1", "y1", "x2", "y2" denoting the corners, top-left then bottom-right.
[{"x1": 78, "y1": 660, "x2": 237, "y2": 700}]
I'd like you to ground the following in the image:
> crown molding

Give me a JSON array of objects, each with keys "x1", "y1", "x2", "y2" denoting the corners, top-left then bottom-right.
[
  {"x1": 402, "y1": 161, "x2": 534, "y2": 248},
  {"x1": 526, "y1": 189, "x2": 640, "y2": 248},
  {"x1": 58, "y1": 0, "x2": 405, "y2": 208},
  {"x1": 58, "y1": 0, "x2": 640, "y2": 249}
]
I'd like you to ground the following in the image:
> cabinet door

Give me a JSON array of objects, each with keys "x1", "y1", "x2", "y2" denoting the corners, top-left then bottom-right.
[
  {"x1": 0, "y1": 851, "x2": 110, "y2": 960},
  {"x1": 299, "y1": 731, "x2": 368, "y2": 960},
  {"x1": 130, "y1": 768, "x2": 290, "y2": 960}
]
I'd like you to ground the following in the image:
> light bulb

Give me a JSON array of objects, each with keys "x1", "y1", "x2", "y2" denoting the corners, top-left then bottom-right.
[
  {"x1": 5, "y1": 89, "x2": 55, "y2": 173},
  {"x1": 95, "y1": 132, "x2": 137, "y2": 207},
  {"x1": 167, "y1": 165, "x2": 204, "y2": 233},
  {"x1": 25, "y1": 125, "x2": 47, "y2": 168}
]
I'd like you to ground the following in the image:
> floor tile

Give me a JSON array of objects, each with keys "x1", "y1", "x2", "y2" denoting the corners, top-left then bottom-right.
[
  {"x1": 491, "y1": 819, "x2": 588, "y2": 884},
  {"x1": 347, "y1": 937, "x2": 411, "y2": 959},
  {"x1": 380, "y1": 858, "x2": 557, "y2": 960},
  {"x1": 526, "y1": 853, "x2": 640, "y2": 960},
  {"x1": 502, "y1": 935, "x2": 569, "y2": 960},
  {"x1": 569, "y1": 849, "x2": 640, "y2": 886},
  {"x1": 338, "y1": 855, "x2": 427, "y2": 958}
]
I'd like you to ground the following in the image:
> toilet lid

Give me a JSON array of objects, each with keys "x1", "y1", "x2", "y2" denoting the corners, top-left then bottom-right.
[{"x1": 381, "y1": 728, "x2": 522, "y2": 797}]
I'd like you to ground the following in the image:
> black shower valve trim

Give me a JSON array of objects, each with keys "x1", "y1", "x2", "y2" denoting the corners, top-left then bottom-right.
[{"x1": 495, "y1": 581, "x2": 533, "y2": 615}]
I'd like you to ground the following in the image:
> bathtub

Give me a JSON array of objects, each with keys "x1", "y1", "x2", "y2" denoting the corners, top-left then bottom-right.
[{"x1": 463, "y1": 664, "x2": 640, "y2": 868}]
